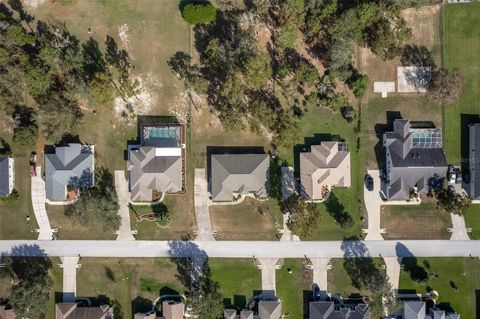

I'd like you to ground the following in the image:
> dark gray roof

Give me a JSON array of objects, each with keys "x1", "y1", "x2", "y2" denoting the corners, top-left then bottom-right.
[
  {"x1": 45, "y1": 144, "x2": 94, "y2": 201},
  {"x1": 309, "y1": 302, "x2": 369, "y2": 319},
  {"x1": 469, "y1": 123, "x2": 480, "y2": 199},
  {"x1": 128, "y1": 147, "x2": 182, "y2": 202},
  {"x1": 224, "y1": 309, "x2": 236, "y2": 319},
  {"x1": 210, "y1": 154, "x2": 270, "y2": 202},
  {"x1": 0, "y1": 157, "x2": 12, "y2": 197},
  {"x1": 384, "y1": 119, "x2": 448, "y2": 200},
  {"x1": 258, "y1": 300, "x2": 281, "y2": 319},
  {"x1": 404, "y1": 301, "x2": 426, "y2": 319}
]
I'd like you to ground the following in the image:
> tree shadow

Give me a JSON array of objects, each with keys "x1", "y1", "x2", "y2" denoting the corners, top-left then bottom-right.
[
  {"x1": 131, "y1": 296, "x2": 153, "y2": 315},
  {"x1": 104, "y1": 266, "x2": 115, "y2": 282},
  {"x1": 395, "y1": 243, "x2": 429, "y2": 283},
  {"x1": 324, "y1": 192, "x2": 354, "y2": 228},
  {"x1": 401, "y1": 44, "x2": 436, "y2": 69},
  {"x1": 82, "y1": 37, "x2": 107, "y2": 77},
  {"x1": 168, "y1": 241, "x2": 208, "y2": 290}
]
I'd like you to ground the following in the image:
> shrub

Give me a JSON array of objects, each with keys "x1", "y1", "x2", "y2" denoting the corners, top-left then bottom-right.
[
  {"x1": 340, "y1": 105, "x2": 357, "y2": 122},
  {"x1": 348, "y1": 73, "x2": 369, "y2": 98},
  {"x1": 181, "y1": 2, "x2": 217, "y2": 25},
  {"x1": 156, "y1": 212, "x2": 171, "y2": 228}
]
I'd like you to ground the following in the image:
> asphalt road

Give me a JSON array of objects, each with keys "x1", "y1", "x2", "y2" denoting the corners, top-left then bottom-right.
[{"x1": 0, "y1": 240, "x2": 478, "y2": 259}]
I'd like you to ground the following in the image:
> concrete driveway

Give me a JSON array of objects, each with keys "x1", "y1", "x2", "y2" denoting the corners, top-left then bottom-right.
[
  {"x1": 363, "y1": 170, "x2": 385, "y2": 240},
  {"x1": 114, "y1": 171, "x2": 135, "y2": 241},
  {"x1": 450, "y1": 213, "x2": 470, "y2": 240},
  {"x1": 194, "y1": 169, "x2": 215, "y2": 241},
  {"x1": 309, "y1": 258, "x2": 331, "y2": 300},
  {"x1": 60, "y1": 256, "x2": 81, "y2": 302},
  {"x1": 31, "y1": 166, "x2": 55, "y2": 240}
]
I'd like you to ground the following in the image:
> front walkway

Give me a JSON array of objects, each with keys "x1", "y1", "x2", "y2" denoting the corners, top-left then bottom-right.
[
  {"x1": 194, "y1": 169, "x2": 215, "y2": 241},
  {"x1": 31, "y1": 166, "x2": 56, "y2": 240},
  {"x1": 383, "y1": 257, "x2": 401, "y2": 292},
  {"x1": 280, "y1": 213, "x2": 300, "y2": 242},
  {"x1": 114, "y1": 171, "x2": 135, "y2": 241},
  {"x1": 60, "y1": 256, "x2": 81, "y2": 303}
]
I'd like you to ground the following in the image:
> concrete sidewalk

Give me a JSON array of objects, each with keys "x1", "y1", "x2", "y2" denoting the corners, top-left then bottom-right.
[
  {"x1": 114, "y1": 171, "x2": 135, "y2": 241},
  {"x1": 31, "y1": 166, "x2": 56, "y2": 240}
]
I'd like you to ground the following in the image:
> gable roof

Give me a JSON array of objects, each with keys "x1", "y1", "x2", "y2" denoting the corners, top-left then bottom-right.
[
  {"x1": 55, "y1": 303, "x2": 112, "y2": 319},
  {"x1": 211, "y1": 154, "x2": 270, "y2": 202},
  {"x1": 45, "y1": 144, "x2": 94, "y2": 201},
  {"x1": 300, "y1": 141, "x2": 351, "y2": 200},
  {"x1": 0, "y1": 157, "x2": 12, "y2": 197},
  {"x1": 258, "y1": 300, "x2": 281, "y2": 319},
  {"x1": 224, "y1": 309, "x2": 237, "y2": 319},
  {"x1": 469, "y1": 123, "x2": 480, "y2": 200},
  {"x1": 309, "y1": 301, "x2": 334, "y2": 319},
  {"x1": 403, "y1": 301, "x2": 426, "y2": 319},
  {"x1": 128, "y1": 147, "x2": 182, "y2": 201},
  {"x1": 309, "y1": 301, "x2": 369, "y2": 319},
  {"x1": 161, "y1": 300, "x2": 184, "y2": 319},
  {"x1": 0, "y1": 304, "x2": 16, "y2": 319}
]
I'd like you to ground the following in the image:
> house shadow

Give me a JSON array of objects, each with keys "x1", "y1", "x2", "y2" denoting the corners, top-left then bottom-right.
[
  {"x1": 159, "y1": 286, "x2": 180, "y2": 297},
  {"x1": 460, "y1": 114, "x2": 480, "y2": 176},
  {"x1": 131, "y1": 296, "x2": 153, "y2": 315},
  {"x1": 57, "y1": 134, "x2": 82, "y2": 146},
  {"x1": 293, "y1": 133, "x2": 342, "y2": 178},
  {"x1": 476, "y1": 289, "x2": 480, "y2": 318},
  {"x1": 373, "y1": 111, "x2": 403, "y2": 170}
]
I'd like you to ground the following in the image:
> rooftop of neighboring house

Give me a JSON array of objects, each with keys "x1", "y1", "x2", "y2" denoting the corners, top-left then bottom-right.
[
  {"x1": 55, "y1": 303, "x2": 113, "y2": 319},
  {"x1": 0, "y1": 303, "x2": 16, "y2": 319},
  {"x1": 223, "y1": 300, "x2": 281, "y2": 319},
  {"x1": 403, "y1": 301, "x2": 460, "y2": 319},
  {"x1": 299, "y1": 141, "x2": 351, "y2": 200},
  {"x1": 161, "y1": 300, "x2": 184, "y2": 319},
  {"x1": 45, "y1": 144, "x2": 94, "y2": 202},
  {"x1": 309, "y1": 301, "x2": 369, "y2": 319},
  {"x1": 210, "y1": 153, "x2": 270, "y2": 202},
  {"x1": 384, "y1": 119, "x2": 448, "y2": 200},
  {"x1": 128, "y1": 122, "x2": 185, "y2": 202},
  {"x1": 469, "y1": 123, "x2": 480, "y2": 200},
  {"x1": 0, "y1": 156, "x2": 13, "y2": 197}
]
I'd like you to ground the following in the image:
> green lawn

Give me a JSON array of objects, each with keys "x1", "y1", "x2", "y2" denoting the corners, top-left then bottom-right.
[
  {"x1": 464, "y1": 205, "x2": 480, "y2": 239},
  {"x1": 399, "y1": 257, "x2": 480, "y2": 318},
  {"x1": 276, "y1": 259, "x2": 312, "y2": 319},
  {"x1": 76, "y1": 258, "x2": 185, "y2": 318},
  {"x1": 443, "y1": 3, "x2": 480, "y2": 165},
  {"x1": 0, "y1": 156, "x2": 38, "y2": 239},
  {"x1": 277, "y1": 106, "x2": 366, "y2": 241},
  {"x1": 210, "y1": 258, "x2": 261, "y2": 309}
]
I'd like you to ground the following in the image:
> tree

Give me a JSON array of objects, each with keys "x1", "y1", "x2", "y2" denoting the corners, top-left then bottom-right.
[
  {"x1": 282, "y1": 194, "x2": 321, "y2": 238},
  {"x1": 347, "y1": 73, "x2": 369, "y2": 98},
  {"x1": 24, "y1": 64, "x2": 52, "y2": 99},
  {"x1": 340, "y1": 105, "x2": 356, "y2": 123},
  {"x1": 0, "y1": 254, "x2": 52, "y2": 318},
  {"x1": 65, "y1": 168, "x2": 121, "y2": 231},
  {"x1": 181, "y1": 1, "x2": 217, "y2": 25},
  {"x1": 436, "y1": 187, "x2": 471, "y2": 215},
  {"x1": 168, "y1": 51, "x2": 208, "y2": 94},
  {"x1": 187, "y1": 258, "x2": 224, "y2": 319},
  {"x1": 243, "y1": 52, "x2": 272, "y2": 90},
  {"x1": 11, "y1": 106, "x2": 38, "y2": 154},
  {"x1": 427, "y1": 68, "x2": 465, "y2": 105}
]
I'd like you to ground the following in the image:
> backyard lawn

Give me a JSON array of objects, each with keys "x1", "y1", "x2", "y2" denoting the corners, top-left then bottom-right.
[
  {"x1": 209, "y1": 198, "x2": 283, "y2": 241},
  {"x1": 0, "y1": 156, "x2": 38, "y2": 239},
  {"x1": 209, "y1": 258, "x2": 261, "y2": 310},
  {"x1": 276, "y1": 259, "x2": 312, "y2": 319},
  {"x1": 399, "y1": 257, "x2": 480, "y2": 318},
  {"x1": 443, "y1": 3, "x2": 480, "y2": 165},
  {"x1": 381, "y1": 203, "x2": 452, "y2": 240},
  {"x1": 76, "y1": 258, "x2": 185, "y2": 318}
]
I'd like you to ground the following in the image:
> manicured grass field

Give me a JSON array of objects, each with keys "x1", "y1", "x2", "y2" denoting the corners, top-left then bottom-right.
[
  {"x1": 209, "y1": 198, "x2": 283, "y2": 241},
  {"x1": 276, "y1": 106, "x2": 366, "y2": 241},
  {"x1": 76, "y1": 258, "x2": 185, "y2": 318},
  {"x1": 0, "y1": 156, "x2": 38, "y2": 239},
  {"x1": 464, "y1": 205, "x2": 480, "y2": 239},
  {"x1": 381, "y1": 203, "x2": 452, "y2": 240},
  {"x1": 210, "y1": 258, "x2": 261, "y2": 309},
  {"x1": 443, "y1": 3, "x2": 480, "y2": 164},
  {"x1": 399, "y1": 258, "x2": 480, "y2": 318},
  {"x1": 276, "y1": 259, "x2": 312, "y2": 319}
]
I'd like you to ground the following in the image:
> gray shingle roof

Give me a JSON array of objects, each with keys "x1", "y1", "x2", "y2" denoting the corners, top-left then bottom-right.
[
  {"x1": 404, "y1": 301, "x2": 426, "y2": 319},
  {"x1": 128, "y1": 147, "x2": 182, "y2": 202},
  {"x1": 258, "y1": 300, "x2": 281, "y2": 319},
  {"x1": 0, "y1": 157, "x2": 12, "y2": 197},
  {"x1": 45, "y1": 144, "x2": 94, "y2": 201},
  {"x1": 309, "y1": 302, "x2": 369, "y2": 319},
  {"x1": 469, "y1": 123, "x2": 480, "y2": 199},
  {"x1": 211, "y1": 154, "x2": 269, "y2": 202},
  {"x1": 385, "y1": 119, "x2": 448, "y2": 200}
]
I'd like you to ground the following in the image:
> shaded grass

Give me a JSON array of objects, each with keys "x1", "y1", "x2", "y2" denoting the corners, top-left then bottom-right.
[
  {"x1": 443, "y1": 3, "x2": 480, "y2": 164},
  {"x1": 209, "y1": 258, "x2": 261, "y2": 309},
  {"x1": 381, "y1": 203, "x2": 452, "y2": 240},
  {"x1": 76, "y1": 258, "x2": 185, "y2": 318},
  {"x1": 399, "y1": 257, "x2": 480, "y2": 318},
  {"x1": 209, "y1": 198, "x2": 283, "y2": 241},
  {"x1": 276, "y1": 259, "x2": 312, "y2": 319}
]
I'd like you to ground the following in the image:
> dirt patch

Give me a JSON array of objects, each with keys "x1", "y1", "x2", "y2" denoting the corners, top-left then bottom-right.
[
  {"x1": 22, "y1": 0, "x2": 47, "y2": 9},
  {"x1": 402, "y1": 4, "x2": 441, "y2": 50},
  {"x1": 114, "y1": 74, "x2": 159, "y2": 120},
  {"x1": 118, "y1": 23, "x2": 130, "y2": 50},
  {"x1": 295, "y1": 38, "x2": 325, "y2": 76},
  {"x1": 381, "y1": 204, "x2": 451, "y2": 240},
  {"x1": 257, "y1": 26, "x2": 272, "y2": 52}
]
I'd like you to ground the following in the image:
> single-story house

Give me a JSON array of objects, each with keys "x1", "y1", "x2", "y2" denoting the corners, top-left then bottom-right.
[
  {"x1": 128, "y1": 123, "x2": 185, "y2": 202},
  {"x1": 45, "y1": 144, "x2": 94, "y2": 202},
  {"x1": 469, "y1": 123, "x2": 480, "y2": 200},
  {"x1": 133, "y1": 300, "x2": 183, "y2": 319},
  {"x1": 224, "y1": 300, "x2": 281, "y2": 319},
  {"x1": 299, "y1": 141, "x2": 351, "y2": 201},
  {"x1": 55, "y1": 303, "x2": 113, "y2": 319},
  {"x1": 383, "y1": 119, "x2": 448, "y2": 200},
  {"x1": 402, "y1": 301, "x2": 460, "y2": 319},
  {"x1": 210, "y1": 153, "x2": 270, "y2": 202},
  {"x1": 309, "y1": 301, "x2": 369, "y2": 319},
  {"x1": 0, "y1": 157, "x2": 14, "y2": 197}
]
